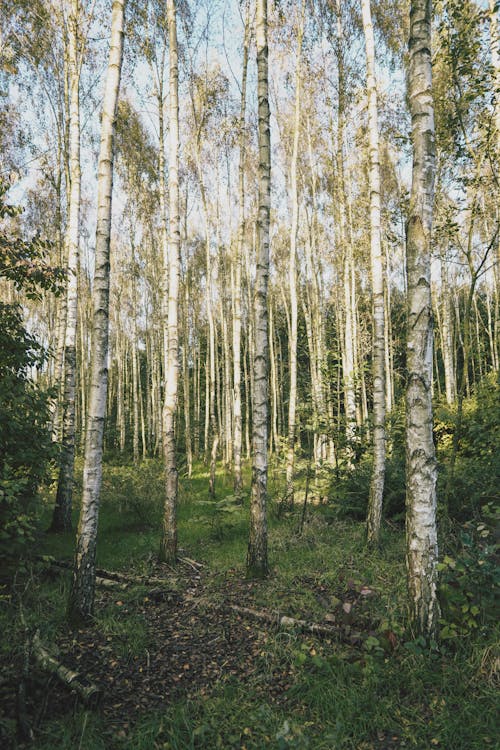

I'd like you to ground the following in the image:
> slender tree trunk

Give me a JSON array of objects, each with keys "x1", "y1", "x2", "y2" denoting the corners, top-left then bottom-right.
[
  {"x1": 383, "y1": 241, "x2": 395, "y2": 414},
  {"x1": 51, "y1": 0, "x2": 82, "y2": 532},
  {"x1": 269, "y1": 301, "x2": 279, "y2": 456},
  {"x1": 490, "y1": 0, "x2": 500, "y2": 155},
  {"x1": 247, "y1": 0, "x2": 270, "y2": 579},
  {"x1": 286, "y1": 0, "x2": 305, "y2": 504},
  {"x1": 405, "y1": 0, "x2": 439, "y2": 639},
  {"x1": 183, "y1": 277, "x2": 193, "y2": 476},
  {"x1": 440, "y1": 248, "x2": 456, "y2": 404},
  {"x1": 67, "y1": 0, "x2": 126, "y2": 626},
  {"x1": 362, "y1": 0, "x2": 386, "y2": 546},
  {"x1": 158, "y1": 70, "x2": 169, "y2": 382},
  {"x1": 232, "y1": 0, "x2": 250, "y2": 498},
  {"x1": 159, "y1": 0, "x2": 180, "y2": 565}
]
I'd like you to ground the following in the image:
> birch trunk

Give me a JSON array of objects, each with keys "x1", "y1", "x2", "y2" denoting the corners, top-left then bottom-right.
[
  {"x1": 158, "y1": 73, "x2": 169, "y2": 382},
  {"x1": 67, "y1": 0, "x2": 125, "y2": 625},
  {"x1": 405, "y1": 0, "x2": 439, "y2": 638},
  {"x1": 183, "y1": 276, "x2": 193, "y2": 476},
  {"x1": 362, "y1": 0, "x2": 386, "y2": 547},
  {"x1": 440, "y1": 248, "x2": 456, "y2": 404},
  {"x1": 247, "y1": 0, "x2": 270, "y2": 579},
  {"x1": 286, "y1": 0, "x2": 305, "y2": 504},
  {"x1": 159, "y1": 0, "x2": 180, "y2": 564},
  {"x1": 51, "y1": 0, "x2": 82, "y2": 532},
  {"x1": 232, "y1": 0, "x2": 250, "y2": 498}
]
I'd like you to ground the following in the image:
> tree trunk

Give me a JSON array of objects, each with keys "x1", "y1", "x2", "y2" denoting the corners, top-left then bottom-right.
[
  {"x1": 67, "y1": 0, "x2": 126, "y2": 626},
  {"x1": 440, "y1": 248, "x2": 456, "y2": 404},
  {"x1": 286, "y1": 0, "x2": 305, "y2": 504},
  {"x1": 405, "y1": 0, "x2": 439, "y2": 639},
  {"x1": 159, "y1": 0, "x2": 180, "y2": 565},
  {"x1": 182, "y1": 274, "x2": 193, "y2": 476},
  {"x1": 232, "y1": 0, "x2": 250, "y2": 498},
  {"x1": 247, "y1": 0, "x2": 270, "y2": 580},
  {"x1": 51, "y1": 0, "x2": 82, "y2": 532},
  {"x1": 362, "y1": 0, "x2": 386, "y2": 547}
]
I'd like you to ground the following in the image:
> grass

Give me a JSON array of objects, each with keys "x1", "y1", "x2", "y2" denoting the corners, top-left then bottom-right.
[{"x1": 1, "y1": 458, "x2": 498, "y2": 749}]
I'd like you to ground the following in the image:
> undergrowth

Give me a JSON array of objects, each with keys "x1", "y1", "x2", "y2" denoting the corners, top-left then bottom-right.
[{"x1": 0, "y1": 457, "x2": 498, "y2": 750}]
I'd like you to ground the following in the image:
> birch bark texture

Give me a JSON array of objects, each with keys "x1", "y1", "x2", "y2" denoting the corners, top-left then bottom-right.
[
  {"x1": 405, "y1": 0, "x2": 439, "y2": 638},
  {"x1": 286, "y1": 0, "x2": 305, "y2": 504},
  {"x1": 159, "y1": 0, "x2": 181, "y2": 564},
  {"x1": 361, "y1": 0, "x2": 386, "y2": 546},
  {"x1": 51, "y1": 0, "x2": 82, "y2": 532},
  {"x1": 68, "y1": 0, "x2": 126, "y2": 625},
  {"x1": 232, "y1": 0, "x2": 250, "y2": 499},
  {"x1": 247, "y1": 0, "x2": 270, "y2": 579}
]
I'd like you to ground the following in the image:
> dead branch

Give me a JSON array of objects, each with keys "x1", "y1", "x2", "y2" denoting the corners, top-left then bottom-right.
[
  {"x1": 38, "y1": 556, "x2": 174, "y2": 587},
  {"x1": 227, "y1": 604, "x2": 358, "y2": 641},
  {"x1": 32, "y1": 631, "x2": 101, "y2": 707}
]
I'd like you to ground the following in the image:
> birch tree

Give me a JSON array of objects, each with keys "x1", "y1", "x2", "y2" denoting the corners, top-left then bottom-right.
[
  {"x1": 232, "y1": 0, "x2": 250, "y2": 500},
  {"x1": 159, "y1": 0, "x2": 180, "y2": 564},
  {"x1": 361, "y1": 0, "x2": 386, "y2": 546},
  {"x1": 405, "y1": 0, "x2": 439, "y2": 638},
  {"x1": 50, "y1": 0, "x2": 83, "y2": 531},
  {"x1": 68, "y1": 0, "x2": 126, "y2": 625},
  {"x1": 247, "y1": 0, "x2": 270, "y2": 579},
  {"x1": 286, "y1": 0, "x2": 305, "y2": 505}
]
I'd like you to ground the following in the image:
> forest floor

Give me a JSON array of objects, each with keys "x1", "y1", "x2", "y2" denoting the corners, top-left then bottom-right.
[{"x1": 0, "y1": 460, "x2": 498, "y2": 749}]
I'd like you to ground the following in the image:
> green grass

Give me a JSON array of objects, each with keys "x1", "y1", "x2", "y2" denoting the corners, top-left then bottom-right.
[{"x1": 1, "y1": 458, "x2": 498, "y2": 750}]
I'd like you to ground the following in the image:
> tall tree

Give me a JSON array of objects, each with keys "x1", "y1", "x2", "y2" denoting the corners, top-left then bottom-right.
[
  {"x1": 50, "y1": 0, "x2": 83, "y2": 531},
  {"x1": 159, "y1": 0, "x2": 180, "y2": 564},
  {"x1": 361, "y1": 0, "x2": 386, "y2": 546},
  {"x1": 286, "y1": 0, "x2": 305, "y2": 505},
  {"x1": 405, "y1": 0, "x2": 439, "y2": 638},
  {"x1": 247, "y1": 0, "x2": 270, "y2": 579},
  {"x1": 232, "y1": 0, "x2": 250, "y2": 500},
  {"x1": 67, "y1": 0, "x2": 126, "y2": 625}
]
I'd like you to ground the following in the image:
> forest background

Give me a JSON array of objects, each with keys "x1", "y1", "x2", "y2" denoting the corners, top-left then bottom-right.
[{"x1": 0, "y1": 0, "x2": 499, "y2": 747}]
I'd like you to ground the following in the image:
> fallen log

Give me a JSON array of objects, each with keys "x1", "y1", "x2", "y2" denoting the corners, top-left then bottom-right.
[
  {"x1": 226, "y1": 603, "x2": 358, "y2": 641},
  {"x1": 179, "y1": 556, "x2": 206, "y2": 570},
  {"x1": 38, "y1": 556, "x2": 174, "y2": 587},
  {"x1": 95, "y1": 576, "x2": 128, "y2": 590},
  {"x1": 32, "y1": 631, "x2": 102, "y2": 707}
]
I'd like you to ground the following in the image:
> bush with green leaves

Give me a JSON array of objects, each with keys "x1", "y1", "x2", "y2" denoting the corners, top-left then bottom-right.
[
  {"x1": 0, "y1": 303, "x2": 56, "y2": 558},
  {"x1": 436, "y1": 373, "x2": 500, "y2": 519},
  {"x1": 0, "y1": 179, "x2": 63, "y2": 559},
  {"x1": 100, "y1": 460, "x2": 164, "y2": 528},
  {"x1": 438, "y1": 508, "x2": 499, "y2": 640}
]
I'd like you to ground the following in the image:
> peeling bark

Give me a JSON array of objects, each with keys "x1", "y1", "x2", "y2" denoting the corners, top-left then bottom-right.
[{"x1": 405, "y1": 0, "x2": 439, "y2": 639}]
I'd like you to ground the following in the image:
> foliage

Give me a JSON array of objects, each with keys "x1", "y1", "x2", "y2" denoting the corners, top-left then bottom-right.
[
  {"x1": 436, "y1": 374, "x2": 500, "y2": 519},
  {"x1": 0, "y1": 180, "x2": 61, "y2": 559},
  {"x1": 0, "y1": 302, "x2": 56, "y2": 559},
  {"x1": 0, "y1": 179, "x2": 65, "y2": 300},
  {"x1": 1, "y1": 467, "x2": 497, "y2": 749},
  {"x1": 438, "y1": 509, "x2": 499, "y2": 640},
  {"x1": 194, "y1": 494, "x2": 243, "y2": 541},
  {"x1": 327, "y1": 404, "x2": 407, "y2": 522},
  {"x1": 100, "y1": 460, "x2": 165, "y2": 529}
]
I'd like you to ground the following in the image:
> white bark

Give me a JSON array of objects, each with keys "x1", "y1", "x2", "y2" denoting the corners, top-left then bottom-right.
[
  {"x1": 439, "y1": 249, "x2": 456, "y2": 404},
  {"x1": 247, "y1": 0, "x2": 270, "y2": 579},
  {"x1": 362, "y1": 0, "x2": 386, "y2": 546},
  {"x1": 405, "y1": 0, "x2": 439, "y2": 639},
  {"x1": 286, "y1": 0, "x2": 305, "y2": 504},
  {"x1": 52, "y1": 0, "x2": 82, "y2": 532},
  {"x1": 160, "y1": 0, "x2": 180, "y2": 565},
  {"x1": 232, "y1": 0, "x2": 250, "y2": 498},
  {"x1": 68, "y1": 0, "x2": 126, "y2": 625}
]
